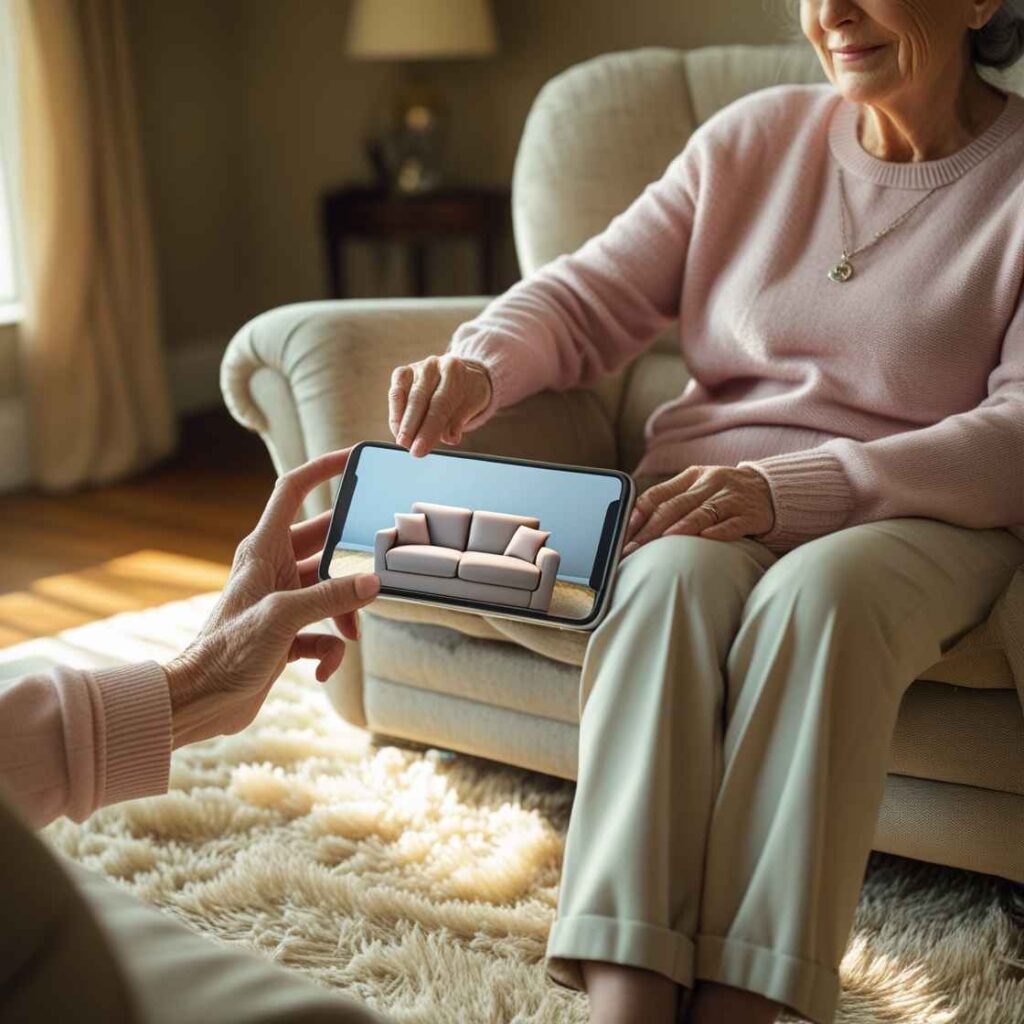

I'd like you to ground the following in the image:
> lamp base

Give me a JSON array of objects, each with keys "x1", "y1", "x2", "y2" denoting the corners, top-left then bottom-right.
[{"x1": 369, "y1": 72, "x2": 449, "y2": 196}]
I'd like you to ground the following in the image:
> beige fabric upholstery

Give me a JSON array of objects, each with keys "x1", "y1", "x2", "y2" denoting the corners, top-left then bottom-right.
[
  {"x1": 364, "y1": 581, "x2": 1019, "y2": 692},
  {"x1": 222, "y1": 43, "x2": 1024, "y2": 881}
]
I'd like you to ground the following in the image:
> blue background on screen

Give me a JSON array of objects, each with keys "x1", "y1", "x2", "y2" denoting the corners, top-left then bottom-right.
[{"x1": 337, "y1": 445, "x2": 622, "y2": 584}]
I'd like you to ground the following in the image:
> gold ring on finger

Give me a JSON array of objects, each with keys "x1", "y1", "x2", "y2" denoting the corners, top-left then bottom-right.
[{"x1": 700, "y1": 500, "x2": 721, "y2": 523}]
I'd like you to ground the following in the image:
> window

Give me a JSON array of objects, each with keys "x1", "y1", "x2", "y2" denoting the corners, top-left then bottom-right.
[
  {"x1": 0, "y1": 137, "x2": 18, "y2": 306},
  {"x1": 0, "y1": 0, "x2": 23, "y2": 318}
]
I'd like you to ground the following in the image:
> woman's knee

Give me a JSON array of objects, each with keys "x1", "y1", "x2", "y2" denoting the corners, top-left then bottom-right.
[
  {"x1": 615, "y1": 534, "x2": 766, "y2": 605},
  {"x1": 740, "y1": 525, "x2": 921, "y2": 647}
]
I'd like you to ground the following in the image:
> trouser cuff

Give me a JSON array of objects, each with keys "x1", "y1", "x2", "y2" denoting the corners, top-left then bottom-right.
[
  {"x1": 545, "y1": 914, "x2": 695, "y2": 992},
  {"x1": 695, "y1": 933, "x2": 839, "y2": 1024}
]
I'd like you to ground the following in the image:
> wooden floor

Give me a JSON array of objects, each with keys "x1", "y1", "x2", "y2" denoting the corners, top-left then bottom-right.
[{"x1": 0, "y1": 410, "x2": 276, "y2": 648}]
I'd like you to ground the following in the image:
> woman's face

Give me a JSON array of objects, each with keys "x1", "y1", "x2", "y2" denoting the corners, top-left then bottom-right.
[{"x1": 800, "y1": 0, "x2": 1001, "y2": 102}]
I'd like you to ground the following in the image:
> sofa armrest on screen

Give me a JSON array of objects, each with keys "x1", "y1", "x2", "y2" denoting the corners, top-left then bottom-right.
[
  {"x1": 532, "y1": 547, "x2": 561, "y2": 611},
  {"x1": 374, "y1": 528, "x2": 398, "y2": 575}
]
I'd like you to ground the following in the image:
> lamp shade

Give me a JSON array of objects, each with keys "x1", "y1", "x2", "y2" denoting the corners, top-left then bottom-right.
[{"x1": 347, "y1": 0, "x2": 498, "y2": 60}]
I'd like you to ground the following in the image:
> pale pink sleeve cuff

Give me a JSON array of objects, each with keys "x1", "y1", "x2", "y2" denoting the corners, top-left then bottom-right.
[
  {"x1": 89, "y1": 661, "x2": 173, "y2": 812},
  {"x1": 446, "y1": 331, "x2": 520, "y2": 432},
  {"x1": 52, "y1": 662, "x2": 172, "y2": 821},
  {"x1": 737, "y1": 448, "x2": 854, "y2": 553}
]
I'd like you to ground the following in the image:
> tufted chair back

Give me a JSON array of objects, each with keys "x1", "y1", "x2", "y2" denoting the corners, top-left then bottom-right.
[{"x1": 511, "y1": 42, "x2": 1024, "y2": 473}]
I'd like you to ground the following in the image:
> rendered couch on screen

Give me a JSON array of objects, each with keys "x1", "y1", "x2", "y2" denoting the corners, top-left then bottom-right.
[{"x1": 373, "y1": 501, "x2": 562, "y2": 612}]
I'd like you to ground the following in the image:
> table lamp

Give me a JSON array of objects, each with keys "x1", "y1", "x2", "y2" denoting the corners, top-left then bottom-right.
[{"x1": 347, "y1": 0, "x2": 498, "y2": 195}]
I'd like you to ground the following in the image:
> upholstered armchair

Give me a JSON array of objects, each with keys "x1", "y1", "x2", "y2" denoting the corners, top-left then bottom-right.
[{"x1": 222, "y1": 43, "x2": 1024, "y2": 883}]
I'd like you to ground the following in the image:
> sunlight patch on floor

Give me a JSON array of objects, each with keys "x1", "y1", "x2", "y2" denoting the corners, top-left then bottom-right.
[{"x1": 0, "y1": 550, "x2": 230, "y2": 647}]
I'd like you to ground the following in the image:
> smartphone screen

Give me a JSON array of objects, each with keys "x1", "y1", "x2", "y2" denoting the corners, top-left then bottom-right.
[{"x1": 320, "y1": 442, "x2": 633, "y2": 629}]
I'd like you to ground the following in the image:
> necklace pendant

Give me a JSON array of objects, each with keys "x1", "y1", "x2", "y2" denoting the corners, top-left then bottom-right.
[{"x1": 828, "y1": 257, "x2": 853, "y2": 283}]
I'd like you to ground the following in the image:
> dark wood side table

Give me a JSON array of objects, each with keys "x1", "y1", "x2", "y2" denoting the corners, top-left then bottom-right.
[{"x1": 321, "y1": 185, "x2": 512, "y2": 299}]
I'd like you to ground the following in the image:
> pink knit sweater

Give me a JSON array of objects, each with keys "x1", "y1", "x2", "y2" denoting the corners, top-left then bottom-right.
[
  {"x1": 0, "y1": 663, "x2": 171, "y2": 828},
  {"x1": 448, "y1": 84, "x2": 1024, "y2": 554}
]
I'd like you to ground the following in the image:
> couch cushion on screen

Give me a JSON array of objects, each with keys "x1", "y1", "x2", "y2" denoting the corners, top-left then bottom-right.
[
  {"x1": 468, "y1": 511, "x2": 541, "y2": 554},
  {"x1": 411, "y1": 502, "x2": 473, "y2": 550},
  {"x1": 385, "y1": 545, "x2": 461, "y2": 577},
  {"x1": 505, "y1": 524, "x2": 551, "y2": 562},
  {"x1": 458, "y1": 551, "x2": 541, "y2": 590},
  {"x1": 395, "y1": 512, "x2": 430, "y2": 546}
]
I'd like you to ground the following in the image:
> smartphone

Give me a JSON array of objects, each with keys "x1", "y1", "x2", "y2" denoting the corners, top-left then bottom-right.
[{"x1": 318, "y1": 441, "x2": 636, "y2": 631}]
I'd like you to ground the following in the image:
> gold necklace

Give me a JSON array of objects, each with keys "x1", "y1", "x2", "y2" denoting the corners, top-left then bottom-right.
[{"x1": 827, "y1": 167, "x2": 940, "y2": 283}]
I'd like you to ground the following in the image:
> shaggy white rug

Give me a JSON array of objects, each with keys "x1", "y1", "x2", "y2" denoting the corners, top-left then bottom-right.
[{"x1": 2, "y1": 592, "x2": 1023, "y2": 1024}]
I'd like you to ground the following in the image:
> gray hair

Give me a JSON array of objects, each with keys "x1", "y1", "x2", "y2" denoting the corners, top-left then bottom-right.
[
  {"x1": 974, "y1": 1, "x2": 1024, "y2": 68},
  {"x1": 774, "y1": 0, "x2": 1024, "y2": 70}
]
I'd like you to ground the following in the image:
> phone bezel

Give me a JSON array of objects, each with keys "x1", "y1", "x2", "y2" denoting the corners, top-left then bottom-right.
[{"x1": 317, "y1": 441, "x2": 635, "y2": 631}]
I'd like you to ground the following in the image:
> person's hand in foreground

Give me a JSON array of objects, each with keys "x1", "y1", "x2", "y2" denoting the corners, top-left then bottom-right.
[
  {"x1": 389, "y1": 354, "x2": 493, "y2": 457},
  {"x1": 163, "y1": 448, "x2": 381, "y2": 748},
  {"x1": 622, "y1": 464, "x2": 776, "y2": 557}
]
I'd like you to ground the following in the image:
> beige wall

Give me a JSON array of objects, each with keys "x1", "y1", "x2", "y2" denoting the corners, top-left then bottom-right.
[
  {"x1": 126, "y1": 0, "x2": 797, "y2": 362},
  {"x1": 126, "y1": 0, "x2": 254, "y2": 351},
  {"x1": 0, "y1": 1, "x2": 796, "y2": 403}
]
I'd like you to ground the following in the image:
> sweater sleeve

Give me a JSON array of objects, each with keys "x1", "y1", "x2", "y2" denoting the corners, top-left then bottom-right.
[
  {"x1": 738, "y1": 291, "x2": 1024, "y2": 553},
  {"x1": 0, "y1": 662, "x2": 172, "y2": 828},
  {"x1": 447, "y1": 138, "x2": 705, "y2": 432}
]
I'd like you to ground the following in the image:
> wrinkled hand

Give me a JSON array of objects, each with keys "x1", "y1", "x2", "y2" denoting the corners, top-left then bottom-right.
[
  {"x1": 622, "y1": 464, "x2": 775, "y2": 557},
  {"x1": 162, "y1": 448, "x2": 381, "y2": 748},
  {"x1": 389, "y1": 353, "x2": 493, "y2": 457}
]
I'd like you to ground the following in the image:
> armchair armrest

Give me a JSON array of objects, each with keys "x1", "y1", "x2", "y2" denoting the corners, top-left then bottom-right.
[
  {"x1": 221, "y1": 297, "x2": 619, "y2": 519},
  {"x1": 222, "y1": 298, "x2": 492, "y2": 517},
  {"x1": 374, "y1": 527, "x2": 398, "y2": 575},
  {"x1": 531, "y1": 546, "x2": 561, "y2": 611}
]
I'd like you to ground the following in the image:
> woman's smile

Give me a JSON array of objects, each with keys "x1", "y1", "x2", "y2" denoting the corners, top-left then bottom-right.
[{"x1": 832, "y1": 42, "x2": 887, "y2": 61}]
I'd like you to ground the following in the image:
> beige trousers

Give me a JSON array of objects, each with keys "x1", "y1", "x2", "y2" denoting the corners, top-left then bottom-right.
[{"x1": 544, "y1": 489, "x2": 1024, "y2": 1023}]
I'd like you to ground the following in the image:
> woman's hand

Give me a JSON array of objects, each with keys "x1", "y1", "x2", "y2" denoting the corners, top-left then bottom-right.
[
  {"x1": 162, "y1": 448, "x2": 381, "y2": 749},
  {"x1": 622, "y1": 464, "x2": 775, "y2": 556},
  {"x1": 389, "y1": 354, "x2": 493, "y2": 457}
]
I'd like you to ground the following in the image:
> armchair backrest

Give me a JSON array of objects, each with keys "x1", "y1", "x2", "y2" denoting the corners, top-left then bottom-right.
[{"x1": 512, "y1": 42, "x2": 1024, "y2": 473}]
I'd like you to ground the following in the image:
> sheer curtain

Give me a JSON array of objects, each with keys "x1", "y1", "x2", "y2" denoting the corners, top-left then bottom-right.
[{"x1": 11, "y1": 0, "x2": 174, "y2": 489}]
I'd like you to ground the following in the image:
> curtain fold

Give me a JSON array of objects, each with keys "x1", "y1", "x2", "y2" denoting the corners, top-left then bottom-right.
[{"x1": 13, "y1": 0, "x2": 175, "y2": 490}]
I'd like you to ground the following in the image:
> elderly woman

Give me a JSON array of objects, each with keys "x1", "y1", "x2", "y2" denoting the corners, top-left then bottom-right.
[{"x1": 387, "y1": 2, "x2": 1024, "y2": 1023}]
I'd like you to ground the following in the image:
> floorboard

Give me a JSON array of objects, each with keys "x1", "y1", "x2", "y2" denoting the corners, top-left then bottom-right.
[{"x1": 0, "y1": 410, "x2": 277, "y2": 647}]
